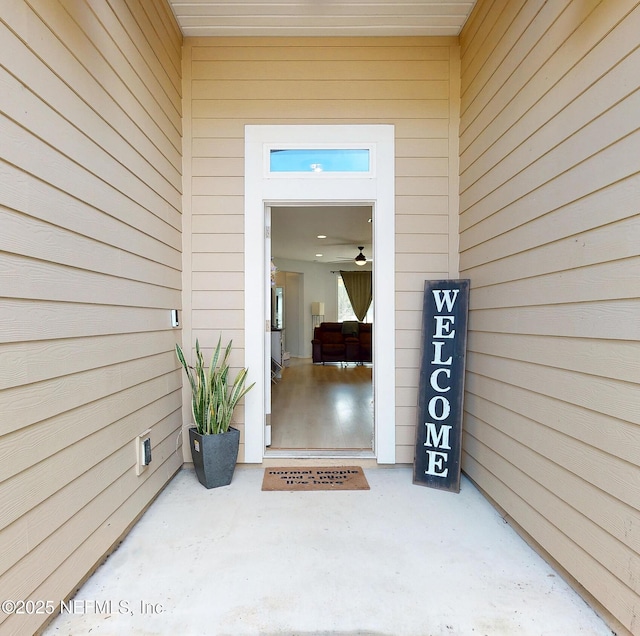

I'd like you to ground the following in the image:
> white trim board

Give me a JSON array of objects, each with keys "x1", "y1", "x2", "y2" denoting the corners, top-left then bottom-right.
[{"x1": 244, "y1": 125, "x2": 396, "y2": 463}]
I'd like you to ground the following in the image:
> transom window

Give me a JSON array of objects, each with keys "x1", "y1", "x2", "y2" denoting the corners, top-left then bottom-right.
[{"x1": 269, "y1": 148, "x2": 370, "y2": 173}]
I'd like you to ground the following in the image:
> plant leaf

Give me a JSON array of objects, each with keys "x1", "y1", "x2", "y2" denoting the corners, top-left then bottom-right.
[{"x1": 176, "y1": 336, "x2": 254, "y2": 435}]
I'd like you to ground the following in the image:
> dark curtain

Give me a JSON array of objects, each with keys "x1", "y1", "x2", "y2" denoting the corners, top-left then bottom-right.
[{"x1": 340, "y1": 270, "x2": 372, "y2": 322}]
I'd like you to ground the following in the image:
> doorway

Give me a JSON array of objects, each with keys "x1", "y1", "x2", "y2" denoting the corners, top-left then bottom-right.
[
  {"x1": 269, "y1": 205, "x2": 374, "y2": 451},
  {"x1": 244, "y1": 124, "x2": 396, "y2": 464}
]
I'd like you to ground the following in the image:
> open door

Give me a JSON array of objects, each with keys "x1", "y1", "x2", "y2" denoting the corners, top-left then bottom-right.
[{"x1": 264, "y1": 205, "x2": 272, "y2": 447}]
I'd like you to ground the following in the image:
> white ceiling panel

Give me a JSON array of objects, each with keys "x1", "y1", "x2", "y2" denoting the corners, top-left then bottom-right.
[
  {"x1": 271, "y1": 205, "x2": 373, "y2": 265},
  {"x1": 168, "y1": 1, "x2": 476, "y2": 37}
]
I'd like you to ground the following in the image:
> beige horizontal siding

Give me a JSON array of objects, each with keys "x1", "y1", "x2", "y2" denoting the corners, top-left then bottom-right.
[
  {"x1": 190, "y1": 37, "x2": 454, "y2": 59},
  {"x1": 0, "y1": 205, "x2": 181, "y2": 287},
  {"x1": 184, "y1": 36, "x2": 460, "y2": 462},
  {"x1": 191, "y1": 116, "x2": 452, "y2": 140},
  {"x1": 193, "y1": 79, "x2": 450, "y2": 100},
  {"x1": 191, "y1": 59, "x2": 450, "y2": 81},
  {"x1": 459, "y1": 1, "x2": 640, "y2": 634},
  {"x1": 0, "y1": 1, "x2": 183, "y2": 633}
]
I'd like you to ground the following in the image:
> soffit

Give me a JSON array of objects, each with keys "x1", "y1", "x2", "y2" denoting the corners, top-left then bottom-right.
[{"x1": 167, "y1": 1, "x2": 475, "y2": 37}]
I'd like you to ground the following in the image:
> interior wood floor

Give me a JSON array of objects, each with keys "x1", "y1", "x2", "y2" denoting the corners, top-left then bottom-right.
[{"x1": 270, "y1": 357, "x2": 373, "y2": 450}]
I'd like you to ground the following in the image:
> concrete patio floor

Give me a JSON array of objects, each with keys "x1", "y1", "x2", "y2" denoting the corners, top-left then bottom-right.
[{"x1": 44, "y1": 465, "x2": 612, "y2": 636}]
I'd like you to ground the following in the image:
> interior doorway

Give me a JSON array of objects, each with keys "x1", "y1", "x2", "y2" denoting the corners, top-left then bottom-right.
[{"x1": 269, "y1": 205, "x2": 374, "y2": 452}]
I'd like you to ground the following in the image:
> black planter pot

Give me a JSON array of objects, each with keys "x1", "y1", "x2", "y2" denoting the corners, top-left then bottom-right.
[{"x1": 189, "y1": 426, "x2": 240, "y2": 489}]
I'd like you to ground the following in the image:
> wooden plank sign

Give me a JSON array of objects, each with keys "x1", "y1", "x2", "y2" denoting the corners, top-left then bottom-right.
[{"x1": 413, "y1": 280, "x2": 470, "y2": 492}]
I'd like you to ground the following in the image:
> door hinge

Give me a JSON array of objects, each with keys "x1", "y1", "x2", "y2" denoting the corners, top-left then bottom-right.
[
  {"x1": 266, "y1": 319, "x2": 271, "y2": 332},
  {"x1": 265, "y1": 226, "x2": 271, "y2": 239}
]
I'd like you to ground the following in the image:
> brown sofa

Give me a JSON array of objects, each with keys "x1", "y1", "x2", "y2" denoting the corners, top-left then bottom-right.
[{"x1": 312, "y1": 322, "x2": 372, "y2": 364}]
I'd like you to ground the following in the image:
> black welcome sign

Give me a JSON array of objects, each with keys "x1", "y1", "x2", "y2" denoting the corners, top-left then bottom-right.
[{"x1": 413, "y1": 280, "x2": 469, "y2": 493}]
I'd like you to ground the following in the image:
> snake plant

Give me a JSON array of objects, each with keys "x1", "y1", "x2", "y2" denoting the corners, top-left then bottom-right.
[{"x1": 176, "y1": 337, "x2": 255, "y2": 435}]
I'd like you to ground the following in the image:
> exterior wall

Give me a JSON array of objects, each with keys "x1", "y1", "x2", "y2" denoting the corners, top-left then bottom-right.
[
  {"x1": 459, "y1": 1, "x2": 640, "y2": 633},
  {"x1": 182, "y1": 36, "x2": 461, "y2": 463},
  {"x1": 0, "y1": 1, "x2": 183, "y2": 633}
]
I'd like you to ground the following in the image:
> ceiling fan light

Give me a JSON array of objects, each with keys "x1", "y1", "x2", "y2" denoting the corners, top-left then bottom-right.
[{"x1": 355, "y1": 246, "x2": 367, "y2": 266}]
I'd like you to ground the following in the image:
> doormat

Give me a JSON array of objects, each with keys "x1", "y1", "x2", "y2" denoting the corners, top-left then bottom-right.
[{"x1": 262, "y1": 466, "x2": 370, "y2": 491}]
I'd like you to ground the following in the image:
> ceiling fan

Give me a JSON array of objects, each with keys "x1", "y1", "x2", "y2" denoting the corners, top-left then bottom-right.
[
  {"x1": 354, "y1": 246, "x2": 367, "y2": 266},
  {"x1": 331, "y1": 245, "x2": 373, "y2": 265}
]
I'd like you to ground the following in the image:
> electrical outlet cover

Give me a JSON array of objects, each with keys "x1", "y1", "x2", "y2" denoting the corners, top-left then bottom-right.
[{"x1": 135, "y1": 430, "x2": 152, "y2": 476}]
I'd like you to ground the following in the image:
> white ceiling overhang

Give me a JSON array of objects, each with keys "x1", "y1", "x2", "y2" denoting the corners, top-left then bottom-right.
[{"x1": 167, "y1": 1, "x2": 476, "y2": 37}]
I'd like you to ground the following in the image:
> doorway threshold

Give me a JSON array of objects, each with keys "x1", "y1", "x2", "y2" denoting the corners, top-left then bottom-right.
[{"x1": 264, "y1": 449, "x2": 376, "y2": 460}]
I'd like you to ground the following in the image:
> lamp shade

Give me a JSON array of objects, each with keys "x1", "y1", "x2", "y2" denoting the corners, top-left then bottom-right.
[{"x1": 311, "y1": 302, "x2": 325, "y2": 315}]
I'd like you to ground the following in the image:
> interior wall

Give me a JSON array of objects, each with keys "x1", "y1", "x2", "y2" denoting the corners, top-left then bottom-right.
[
  {"x1": 459, "y1": 1, "x2": 640, "y2": 633},
  {"x1": 0, "y1": 1, "x2": 183, "y2": 633},
  {"x1": 182, "y1": 36, "x2": 461, "y2": 462},
  {"x1": 274, "y1": 257, "x2": 341, "y2": 357},
  {"x1": 283, "y1": 271, "x2": 302, "y2": 357}
]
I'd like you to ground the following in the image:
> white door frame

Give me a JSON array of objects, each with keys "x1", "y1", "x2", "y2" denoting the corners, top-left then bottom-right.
[{"x1": 244, "y1": 125, "x2": 395, "y2": 463}]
